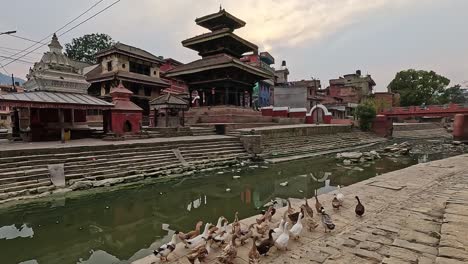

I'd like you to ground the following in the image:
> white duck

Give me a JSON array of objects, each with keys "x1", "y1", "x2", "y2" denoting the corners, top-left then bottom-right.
[
  {"x1": 209, "y1": 216, "x2": 226, "y2": 235},
  {"x1": 289, "y1": 212, "x2": 303, "y2": 240},
  {"x1": 336, "y1": 185, "x2": 344, "y2": 204},
  {"x1": 153, "y1": 233, "x2": 178, "y2": 261},
  {"x1": 272, "y1": 219, "x2": 285, "y2": 241},
  {"x1": 186, "y1": 223, "x2": 211, "y2": 249},
  {"x1": 275, "y1": 222, "x2": 290, "y2": 250}
]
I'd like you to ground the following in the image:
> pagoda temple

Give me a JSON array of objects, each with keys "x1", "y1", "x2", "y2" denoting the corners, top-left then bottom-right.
[{"x1": 166, "y1": 8, "x2": 272, "y2": 107}]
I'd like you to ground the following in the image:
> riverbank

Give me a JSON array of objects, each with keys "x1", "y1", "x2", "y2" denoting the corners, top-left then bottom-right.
[{"x1": 135, "y1": 154, "x2": 468, "y2": 264}]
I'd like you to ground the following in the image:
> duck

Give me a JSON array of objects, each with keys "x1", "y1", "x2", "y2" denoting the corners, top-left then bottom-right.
[
  {"x1": 287, "y1": 199, "x2": 295, "y2": 215},
  {"x1": 321, "y1": 209, "x2": 335, "y2": 233},
  {"x1": 332, "y1": 194, "x2": 341, "y2": 210},
  {"x1": 256, "y1": 206, "x2": 274, "y2": 225},
  {"x1": 272, "y1": 218, "x2": 285, "y2": 241},
  {"x1": 315, "y1": 192, "x2": 324, "y2": 214},
  {"x1": 231, "y1": 212, "x2": 240, "y2": 234},
  {"x1": 186, "y1": 223, "x2": 212, "y2": 249},
  {"x1": 336, "y1": 185, "x2": 345, "y2": 204},
  {"x1": 256, "y1": 229, "x2": 275, "y2": 256},
  {"x1": 255, "y1": 219, "x2": 270, "y2": 237},
  {"x1": 209, "y1": 216, "x2": 226, "y2": 235},
  {"x1": 301, "y1": 205, "x2": 319, "y2": 231},
  {"x1": 275, "y1": 222, "x2": 290, "y2": 251},
  {"x1": 303, "y1": 197, "x2": 314, "y2": 218},
  {"x1": 288, "y1": 207, "x2": 305, "y2": 224},
  {"x1": 289, "y1": 212, "x2": 303, "y2": 240},
  {"x1": 216, "y1": 234, "x2": 238, "y2": 264},
  {"x1": 213, "y1": 230, "x2": 229, "y2": 246},
  {"x1": 249, "y1": 237, "x2": 261, "y2": 264},
  {"x1": 238, "y1": 224, "x2": 254, "y2": 245},
  {"x1": 186, "y1": 239, "x2": 212, "y2": 264},
  {"x1": 153, "y1": 233, "x2": 178, "y2": 261},
  {"x1": 355, "y1": 196, "x2": 365, "y2": 216},
  {"x1": 178, "y1": 221, "x2": 203, "y2": 243}
]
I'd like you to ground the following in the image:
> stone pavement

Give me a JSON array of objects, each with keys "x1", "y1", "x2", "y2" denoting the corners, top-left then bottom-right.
[{"x1": 133, "y1": 154, "x2": 468, "y2": 264}]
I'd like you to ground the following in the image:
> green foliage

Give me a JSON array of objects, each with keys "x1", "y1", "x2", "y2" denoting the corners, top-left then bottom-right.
[
  {"x1": 433, "y1": 85, "x2": 466, "y2": 105},
  {"x1": 388, "y1": 69, "x2": 450, "y2": 106},
  {"x1": 65, "y1": 33, "x2": 114, "y2": 64},
  {"x1": 355, "y1": 100, "x2": 377, "y2": 131}
]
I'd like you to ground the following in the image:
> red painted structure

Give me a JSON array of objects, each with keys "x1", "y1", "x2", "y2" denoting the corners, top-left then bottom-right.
[
  {"x1": 453, "y1": 114, "x2": 468, "y2": 141},
  {"x1": 289, "y1": 108, "x2": 307, "y2": 118},
  {"x1": 261, "y1": 106, "x2": 273, "y2": 116},
  {"x1": 372, "y1": 115, "x2": 393, "y2": 137},
  {"x1": 380, "y1": 103, "x2": 468, "y2": 117},
  {"x1": 272, "y1": 107, "x2": 289, "y2": 117},
  {"x1": 106, "y1": 83, "x2": 143, "y2": 136}
]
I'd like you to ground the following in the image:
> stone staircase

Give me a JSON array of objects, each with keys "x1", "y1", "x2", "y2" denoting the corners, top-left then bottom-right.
[
  {"x1": 393, "y1": 128, "x2": 452, "y2": 140},
  {"x1": 226, "y1": 130, "x2": 242, "y2": 137},
  {"x1": 0, "y1": 129, "x2": 8, "y2": 140},
  {"x1": 190, "y1": 127, "x2": 218, "y2": 136},
  {"x1": 261, "y1": 132, "x2": 386, "y2": 159},
  {"x1": 0, "y1": 137, "x2": 248, "y2": 200}
]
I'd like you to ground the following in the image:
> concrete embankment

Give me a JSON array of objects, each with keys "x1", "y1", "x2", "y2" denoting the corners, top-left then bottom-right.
[{"x1": 134, "y1": 154, "x2": 468, "y2": 264}]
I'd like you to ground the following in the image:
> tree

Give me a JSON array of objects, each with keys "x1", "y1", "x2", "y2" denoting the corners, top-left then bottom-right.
[
  {"x1": 65, "y1": 33, "x2": 114, "y2": 64},
  {"x1": 388, "y1": 69, "x2": 450, "y2": 106},
  {"x1": 355, "y1": 100, "x2": 377, "y2": 131},
  {"x1": 434, "y1": 85, "x2": 466, "y2": 105}
]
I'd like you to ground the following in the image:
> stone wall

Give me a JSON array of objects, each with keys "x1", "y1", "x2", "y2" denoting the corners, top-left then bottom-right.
[{"x1": 239, "y1": 124, "x2": 351, "y2": 139}]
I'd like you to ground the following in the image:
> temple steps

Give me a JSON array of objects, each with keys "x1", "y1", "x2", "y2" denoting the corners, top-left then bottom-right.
[
  {"x1": 0, "y1": 137, "x2": 249, "y2": 197},
  {"x1": 190, "y1": 127, "x2": 218, "y2": 136},
  {"x1": 261, "y1": 132, "x2": 385, "y2": 159}
]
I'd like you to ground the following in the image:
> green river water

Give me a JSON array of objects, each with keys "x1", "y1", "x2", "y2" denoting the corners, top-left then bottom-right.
[{"x1": 0, "y1": 153, "x2": 445, "y2": 264}]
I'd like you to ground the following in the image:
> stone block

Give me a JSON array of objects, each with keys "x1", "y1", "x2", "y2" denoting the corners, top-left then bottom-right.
[
  {"x1": 436, "y1": 257, "x2": 466, "y2": 264},
  {"x1": 378, "y1": 246, "x2": 419, "y2": 262},
  {"x1": 392, "y1": 239, "x2": 438, "y2": 255},
  {"x1": 353, "y1": 248, "x2": 383, "y2": 262},
  {"x1": 438, "y1": 247, "x2": 468, "y2": 261}
]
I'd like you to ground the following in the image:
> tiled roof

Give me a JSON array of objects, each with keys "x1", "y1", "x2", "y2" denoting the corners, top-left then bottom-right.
[
  {"x1": 96, "y1": 43, "x2": 164, "y2": 64},
  {"x1": 0, "y1": 91, "x2": 113, "y2": 108},
  {"x1": 166, "y1": 54, "x2": 271, "y2": 79},
  {"x1": 150, "y1": 93, "x2": 188, "y2": 106},
  {"x1": 86, "y1": 66, "x2": 169, "y2": 87}
]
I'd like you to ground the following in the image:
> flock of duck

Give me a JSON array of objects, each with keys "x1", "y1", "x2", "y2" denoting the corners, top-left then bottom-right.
[{"x1": 153, "y1": 188, "x2": 365, "y2": 264}]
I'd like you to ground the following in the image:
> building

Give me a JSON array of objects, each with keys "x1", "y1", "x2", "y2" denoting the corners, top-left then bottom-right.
[
  {"x1": 0, "y1": 34, "x2": 113, "y2": 141},
  {"x1": 159, "y1": 58, "x2": 189, "y2": 97},
  {"x1": 275, "y1": 60, "x2": 289, "y2": 84},
  {"x1": 320, "y1": 70, "x2": 376, "y2": 119},
  {"x1": 241, "y1": 52, "x2": 276, "y2": 108},
  {"x1": 166, "y1": 8, "x2": 272, "y2": 108},
  {"x1": 273, "y1": 79, "x2": 321, "y2": 110},
  {"x1": 0, "y1": 85, "x2": 24, "y2": 128},
  {"x1": 85, "y1": 43, "x2": 170, "y2": 124}
]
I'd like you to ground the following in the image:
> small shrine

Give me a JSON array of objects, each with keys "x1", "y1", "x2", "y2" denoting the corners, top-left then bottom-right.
[
  {"x1": 104, "y1": 82, "x2": 143, "y2": 136},
  {"x1": 149, "y1": 93, "x2": 188, "y2": 127},
  {"x1": 0, "y1": 34, "x2": 113, "y2": 142}
]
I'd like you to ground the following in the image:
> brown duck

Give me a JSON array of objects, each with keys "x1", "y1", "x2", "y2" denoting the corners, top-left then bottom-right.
[
  {"x1": 288, "y1": 207, "x2": 305, "y2": 224},
  {"x1": 332, "y1": 194, "x2": 341, "y2": 210},
  {"x1": 355, "y1": 196, "x2": 365, "y2": 216},
  {"x1": 256, "y1": 229, "x2": 275, "y2": 256},
  {"x1": 178, "y1": 221, "x2": 203, "y2": 243},
  {"x1": 186, "y1": 239, "x2": 212, "y2": 264},
  {"x1": 217, "y1": 234, "x2": 238, "y2": 264},
  {"x1": 315, "y1": 193, "x2": 324, "y2": 214},
  {"x1": 303, "y1": 197, "x2": 314, "y2": 218},
  {"x1": 248, "y1": 236, "x2": 261, "y2": 264}
]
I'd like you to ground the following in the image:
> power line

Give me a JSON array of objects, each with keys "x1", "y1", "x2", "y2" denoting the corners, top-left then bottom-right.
[
  {"x1": 0, "y1": 0, "x2": 106, "y2": 64},
  {"x1": 0, "y1": 46, "x2": 44, "y2": 55},
  {"x1": 2, "y1": 0, "x2": 120, "y2": 68},
  {"x1": 0, "y1": 62, "x2": 9, "y2": 75},
  {"x1": 0, "y1": 55, "x2": 35, "y2": 64},
  {"x1": 0, "y1": 49, "x2": 41, "y2": 61},
  {"x1": 7, "y1": 34, "x2": 47, "y2": 45}
]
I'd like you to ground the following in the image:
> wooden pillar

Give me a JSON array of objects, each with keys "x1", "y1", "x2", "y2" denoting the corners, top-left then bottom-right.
[
  {"x1": 235, "y1": 88, "x2": 239, "y2": 106},
  {"x1": 71, "y1": 109, "x2": 75, "y2": 127},
  {"x1": 181, "y1": 109, "x2": 185, "y2": 127},
  {"x1": 249, "y1": 90, "x2": 253, "y2": 108},
  {"x1": 59, "y1": 108, "x2": 65, "y2": 143},
  {"x1": 225, "y1": 87, "x2": 229, "y2": 105},
  {"x1": 166, "y1": 108, "x2": 169, "y2": 127},
  {"x1": 189, "y1": 88, "x2": 192, "y2": 107},
  {"x1": 242, "y1": 90, "x2": 245, "y2": 107}
]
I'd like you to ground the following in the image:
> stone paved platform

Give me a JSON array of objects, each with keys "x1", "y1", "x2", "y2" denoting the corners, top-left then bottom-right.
[{"x1": 133, "y1": 154, "x2": 468, "y2": 264}]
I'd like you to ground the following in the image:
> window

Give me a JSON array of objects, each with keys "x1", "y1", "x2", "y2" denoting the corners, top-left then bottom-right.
[
  {"x1": 144, "y1": 87, "x2": 152, "y2": 97},
  {"x1": 107, "y1": 61, "x2": 113, "y2": 71},
  {"x1": 129, "y1": 61, "x2": 150, "y2": 76},
  {"x1": 0, "y1": 116, "x2": 7, "y2": 120},
  {"x1": 122, "y1": 64, "x2": 126, "y2": 69},
  {"x1": 153, "y1": 70, "x2": 157, "y2": 75},
  {"x1": 104, "y1": 83, "x2": 111, "y2": 95}
]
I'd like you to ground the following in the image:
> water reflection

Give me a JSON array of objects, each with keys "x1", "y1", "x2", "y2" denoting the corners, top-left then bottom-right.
[
  {"x1": 0, "y1": 156, "x2": 419, "y2": 264},
  {"x1": 0, "y1": 223, "x2": 34, "y2": 240}
]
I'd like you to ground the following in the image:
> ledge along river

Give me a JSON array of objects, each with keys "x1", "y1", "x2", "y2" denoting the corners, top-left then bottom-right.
[{"x1": 0, "y1": 150, "x2": 456, "y2": 264}]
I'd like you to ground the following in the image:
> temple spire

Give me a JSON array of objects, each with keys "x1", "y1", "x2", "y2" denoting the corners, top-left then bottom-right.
[{"x1": 48, "y1": 33, "x2": 63, "y2": 53}]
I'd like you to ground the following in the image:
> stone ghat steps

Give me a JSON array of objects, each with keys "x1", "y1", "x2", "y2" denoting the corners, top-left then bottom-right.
[
  {"x1": 0, "y1": 138, "x2": 248, "y2": 198},
  {"x1": 261, "y1": 133, "x2": 385, "y2": 158},
  {"x1": 0, "y1": 178, "x2": 52, "y2": 194},
  {"x1": 0, "y1": 138, "x2": 242, "y2": 166},
  {"x1": 190, "y1": 127, "x2": 217, "y2": 136}
]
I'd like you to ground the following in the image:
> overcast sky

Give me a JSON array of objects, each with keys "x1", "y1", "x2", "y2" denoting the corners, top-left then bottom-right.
[{"x1": 0, "y1": 0, "x2": 467, "y2": 91}]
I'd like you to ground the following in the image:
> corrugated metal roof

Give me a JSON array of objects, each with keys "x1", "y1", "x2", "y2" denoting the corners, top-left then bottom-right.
[{"x1": 0, "y1": 91, "x2": 113, "y2": 107}]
